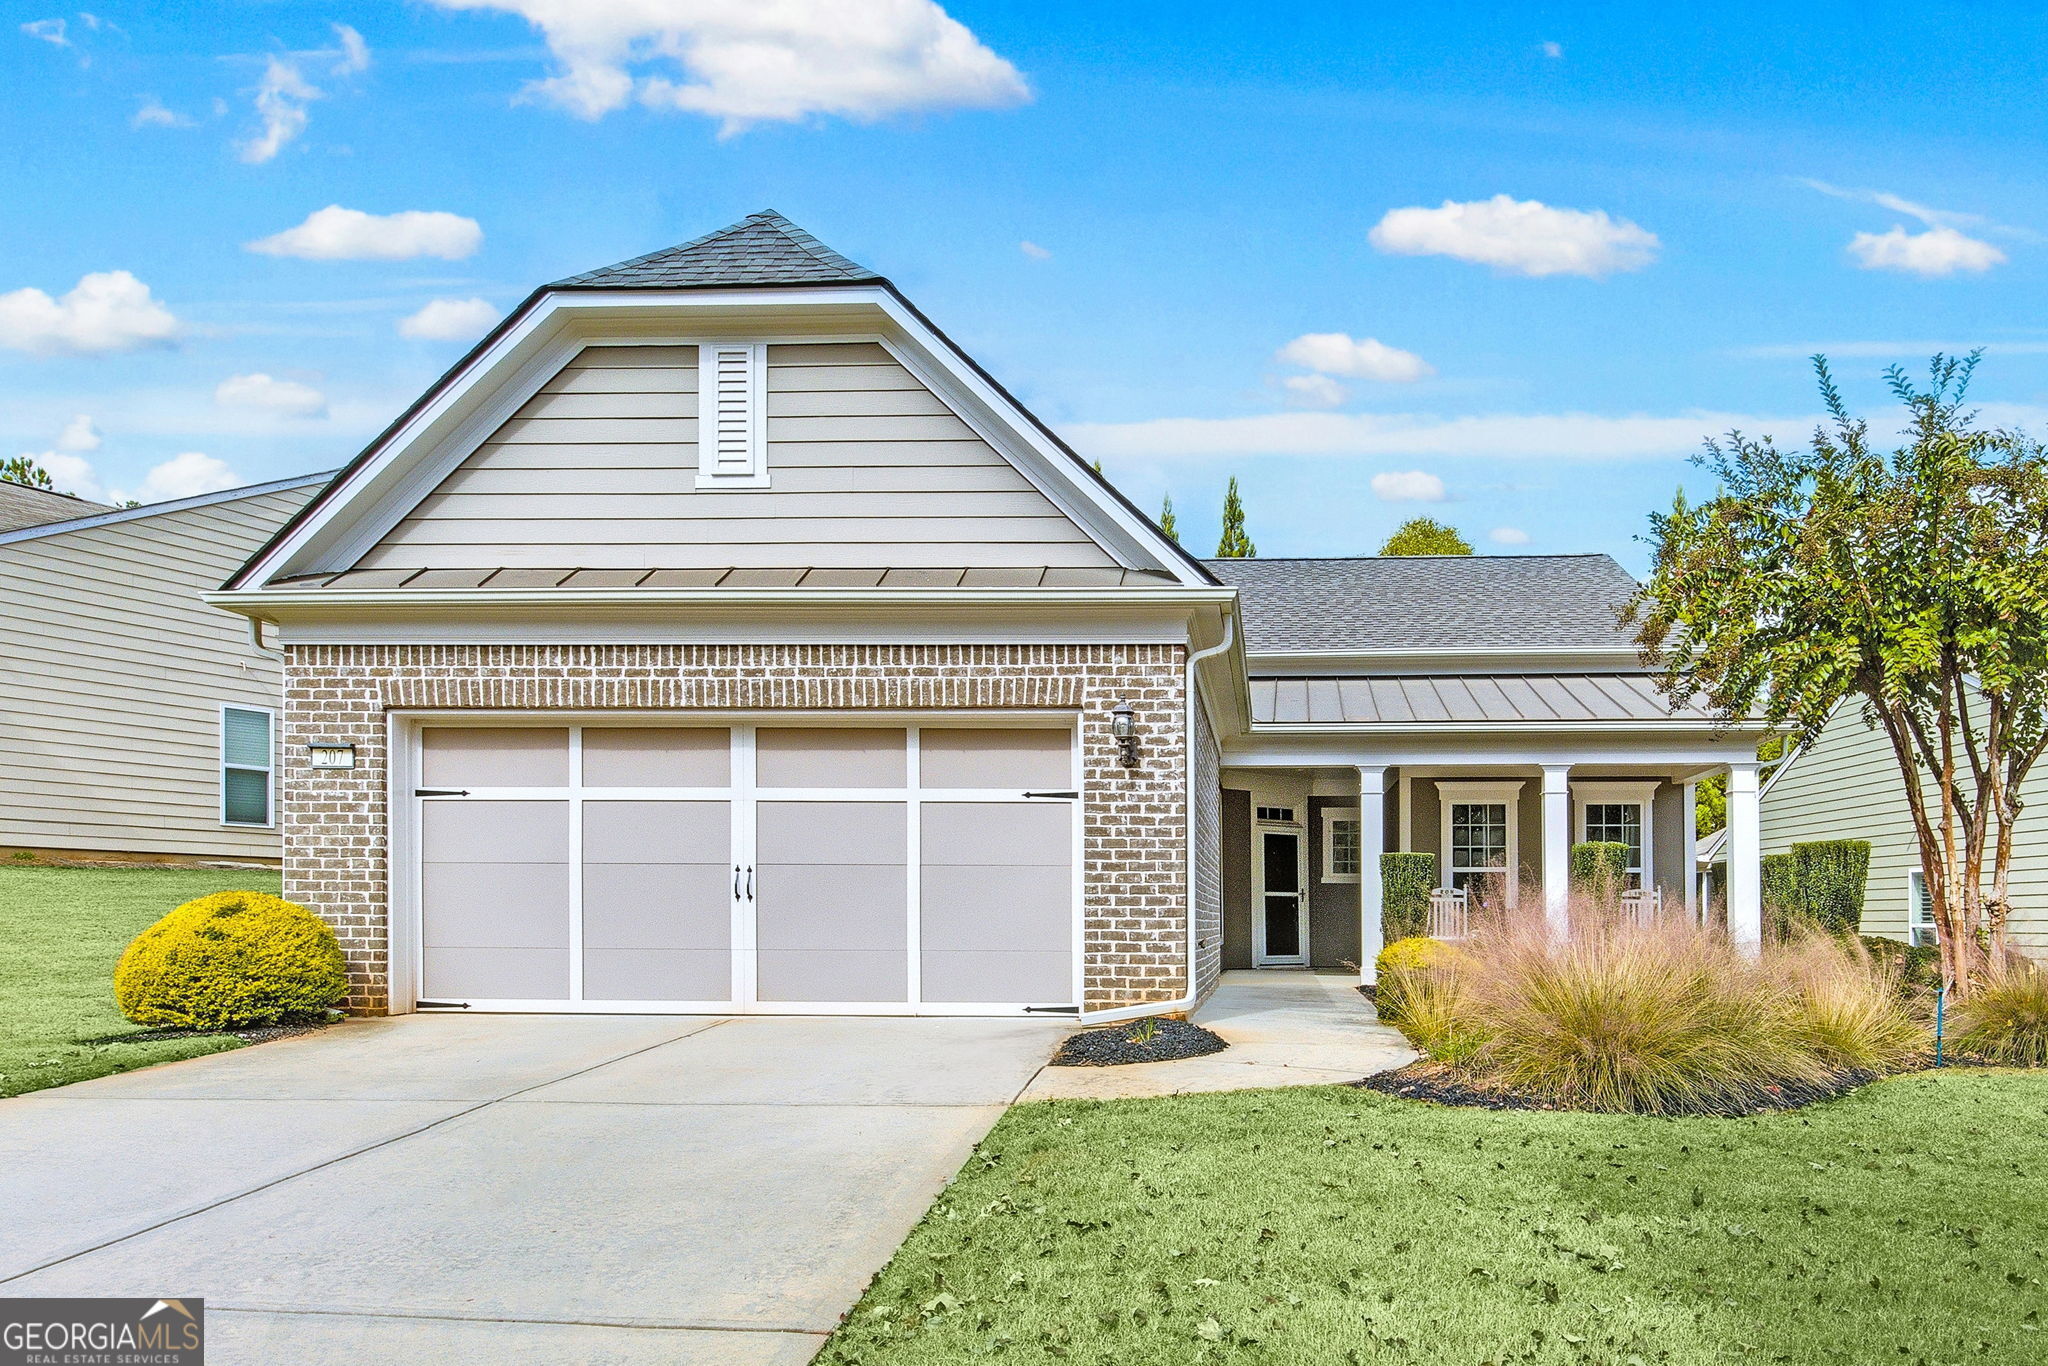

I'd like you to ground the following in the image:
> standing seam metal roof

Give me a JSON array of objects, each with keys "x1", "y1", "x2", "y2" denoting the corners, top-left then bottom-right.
[{"x1": 1249, "y1": 672, "x2": 1714, "y2": 724}]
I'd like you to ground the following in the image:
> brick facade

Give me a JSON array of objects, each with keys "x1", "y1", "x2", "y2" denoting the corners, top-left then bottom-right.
[{"x1": 282, "y1": 642, "x2": 1189, "y2": 1014}]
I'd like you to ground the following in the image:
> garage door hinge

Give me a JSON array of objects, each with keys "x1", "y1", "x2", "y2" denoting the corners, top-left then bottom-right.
[
  {"x1": 1021, "y1": 790, "x2": 1079, "y2": 799},
  {"x1": 414, "y1": 789, "x2": 470, "y2": 797},
  {"x1": 1023, "y1": 1004, "x2": 1081, "y2": 1014},
  {"x1": 417, "y1": 1000, "x2": 471, "y2": 1009}
]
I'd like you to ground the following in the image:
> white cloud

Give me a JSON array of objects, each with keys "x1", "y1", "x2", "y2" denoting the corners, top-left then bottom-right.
[
  {"x1": 0, "y1": 271, "x2": 179, "y2": 354},
  {"x1": 1539, "y1": 40, "x2": 1563, "y2": 59},
  {"x1": 1847, "y1": 225, "x2": 2006, "y2": 277},
  {"x1": 1371, "y1": 470, "x2": 1446, "y2": 503},
  {"x1": 1282, "y1": 374, "x2": 1347, "y2": 407},
  {"x1": 21, "y1": 17, "x2": 68, "y2": 46},
  {"x1": 1020, "y1": 240, "x2": 1051, "y2": 260},
  {"x1": 56, "y1": 414, "x2": 100, "y2": 452},
  {"x1": 398, "y1": 296, "x2": 500, "y2": 340},
  {"x1": 1369, "y1": 194, "x2": 1660, "y2": 278},
  {"x1": 426, "y1": 0, "x2": 1031, "y2": 133},
  {"x1": 248, "y1": 206, "x2": 484, "y2": 261},
  {"x1": 333, "y1": 23, "x2": 371, "y2": 75},
  {"x1": 115, "y1": 451, "x2": 242, "y2": 505},
  {"x1": 215, "y1": 372, "x2": 328, "y2": 418},
  {"x1": 1489, "y1": 526, "x2": 1532, "y2": 546},
  {"x1": 1069, "y1": 407, "x2": 1824, "y2": 463},
  {"x1": 131, "y1": 98, "x2": 192, "y2": 129},
  {"x1": 240, "y1": 56, "x2": 320, "y2": 163},
  {"x1": 1278, "y1": 332, "x2": 1433, "y2": 383},
  {"x1": 40, "y1": 452, "x2": 104, "y2": 501}
]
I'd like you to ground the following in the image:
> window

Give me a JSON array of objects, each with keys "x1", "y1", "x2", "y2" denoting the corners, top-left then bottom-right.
[
  {"x1": 1323, "y1": 808, "x2": 1362, "y2": 882},
  {"x1": 1908, "y1": 870, "x2": 1937, "y2": 947},
  {"x1": 221, "y1": 705, "x2": 274, "y2": 827},
  {"x1": 1256, "y1": 805, "x2": 1297, "y2": 824},
  {"x1": 1574, "y1": 781, "x2": 1659, "y2": 892},
  {"x1": 695, "y1": 342, "x2": 768, "y2": 488},
  {"x1": 1447, "y1": 802, "x2": 1510, "y2": 895}
]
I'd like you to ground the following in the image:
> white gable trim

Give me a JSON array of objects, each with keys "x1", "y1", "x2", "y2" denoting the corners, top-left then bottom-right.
[{"x1": 231, "y1": 287, "x2": 1206, "y2": 590}]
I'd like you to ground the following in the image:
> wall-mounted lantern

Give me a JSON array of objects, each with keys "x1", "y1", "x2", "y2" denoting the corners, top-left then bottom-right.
[
  {"x1": 1110, "y1": 700, "x2": 1139, "y2": 769},
  {"x1": 306, "y1": 740, "x2": 357, "y2": 771}
]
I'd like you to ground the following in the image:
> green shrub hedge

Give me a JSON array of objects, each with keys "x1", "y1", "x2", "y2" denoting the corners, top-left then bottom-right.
[
  {"x1": 1380, "y1": 852, "x2": 1436, "y2": 944},
  {"x1": 1792, "y1": 840, "x2": 1871, "y2": 935},
  {"x1": 1570, "y1": 841, "x2": 1630, "y2": 902}
]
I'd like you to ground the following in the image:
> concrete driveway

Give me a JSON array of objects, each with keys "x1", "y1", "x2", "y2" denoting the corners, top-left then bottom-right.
[{"x1": 0, "y1": 1014, "x2": 1061, "y2": 1364}]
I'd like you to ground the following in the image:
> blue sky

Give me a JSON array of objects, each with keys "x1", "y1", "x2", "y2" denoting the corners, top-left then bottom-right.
[{"x1": 6, "y1": 2, "x2": 2047, "y2": 568}]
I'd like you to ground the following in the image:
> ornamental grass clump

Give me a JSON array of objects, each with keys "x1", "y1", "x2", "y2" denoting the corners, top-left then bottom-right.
[
  {"x1": 1950, "y1": 961, "x2": 2048, "y2": 1066},
  {"x1": 115, "y1": 890, "x2": 348, "y2": 1030},
  {"x1": 1376, "y1": 899, "x2": 1927, "y2": 1114}
]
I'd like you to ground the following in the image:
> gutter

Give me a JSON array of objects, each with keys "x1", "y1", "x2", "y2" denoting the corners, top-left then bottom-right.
[
  {"x1": 206, "y1": 586, "x2": 1236, "y2": 615},
  {"x1": 1079, "y1": 609, "x2": 1236, "y2": 1026}
]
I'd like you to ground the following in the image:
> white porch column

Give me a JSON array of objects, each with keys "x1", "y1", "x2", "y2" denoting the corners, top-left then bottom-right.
[
  {"x1": 1726, "y1": 762, "x2": 1763, "y2": 954},
  {"x1": 1681, "y1": 780, "x2": 1700, "y2": 923},
  {"x1": 1541, "y1": 763, "x2": 1572, "y2": 938},
  {"x1": 1357, "y1": 765, "x2": 1388, "y2": 985}
]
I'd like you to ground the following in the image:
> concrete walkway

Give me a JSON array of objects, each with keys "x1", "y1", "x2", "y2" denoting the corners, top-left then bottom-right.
[
  {"x1": 0, "y1": 1013, "x2": 1061, "y2": 1365},
  {"x1": 1021, "y1": 970, "x2": 1415, "y2": 1100}
]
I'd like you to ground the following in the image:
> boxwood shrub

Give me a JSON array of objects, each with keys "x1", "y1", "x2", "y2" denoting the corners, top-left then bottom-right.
[
  {"x1": 1791, "y1": 839, "x2": 1871, "y2": 935},
  {"x1": 115, "y1": 890, "x2": 348, "y2": 1030},
  {"x1": 1379, "y1": 851, "x2": 1436, "y2": 944}
]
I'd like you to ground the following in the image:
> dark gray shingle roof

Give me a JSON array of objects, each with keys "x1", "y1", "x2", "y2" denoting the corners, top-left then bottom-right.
[
  {"x1": 0, "y1": 479, "x2": 112, "y2": 533},
  {"x1": 1205, "y1": 554, "x2": 1642, "y2": 653},
  {"x1": 552, "y1": 211, "x2": 882, "y2": 290}
]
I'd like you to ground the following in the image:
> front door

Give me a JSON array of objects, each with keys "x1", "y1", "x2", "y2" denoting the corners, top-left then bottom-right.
[{"x1": 1257, "y1": 828, "x2": 1306, "y2": 965}]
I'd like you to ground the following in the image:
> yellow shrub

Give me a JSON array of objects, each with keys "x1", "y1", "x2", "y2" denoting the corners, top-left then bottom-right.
[
  {"x1": 1376, "y1": 936, "x2": 1459, "y2": 977},
  {"x1": 114, "y1": 890, "x2": 349, "y2": 1030}
]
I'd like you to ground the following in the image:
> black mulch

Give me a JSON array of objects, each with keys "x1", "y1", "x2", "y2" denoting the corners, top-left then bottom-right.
[
  {"x1": 1355, "y1": 1061, "x2": 1888, "y2": 1117},
  {"x1": 84, "y1": 1020, "x2": 330, "y2": 1047},
  {"x1": 1049, "y1": 1017, "x2": 1229, "y2": 1067}
]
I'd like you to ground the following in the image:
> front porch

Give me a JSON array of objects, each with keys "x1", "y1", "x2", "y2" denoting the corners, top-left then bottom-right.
[{"x1": 1219, "y1": 758, "x2": 1764, "y2": 982}]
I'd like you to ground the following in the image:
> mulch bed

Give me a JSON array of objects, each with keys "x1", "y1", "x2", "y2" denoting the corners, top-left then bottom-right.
[
  {"x1": 1049, "y1": 1017, "x2": 1229, "y2": 1067},
  {"x1": 1356, "y1": 1060, "x2": 1888, "y2": 1117},
  {"x1": 85, "y1": 1020, "x2": 330, "y2": 1047}
]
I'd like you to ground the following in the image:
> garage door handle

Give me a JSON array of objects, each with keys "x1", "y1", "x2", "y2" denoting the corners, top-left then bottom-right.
[
  {"x1": 1022, "y1": 790, "x2": 1078, "y2": 799},
  {"x1": 745, "y1": 866, "x2": 755, "y2": 901},
  {"x1": 414, "y1": 788, "x2": 469, "y2": 797},
  {"x1": 734, "y1": 865, "x2": 742, "y2": 899}
]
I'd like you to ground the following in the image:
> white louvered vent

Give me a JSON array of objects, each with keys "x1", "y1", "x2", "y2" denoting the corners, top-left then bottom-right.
[{"x1": 695, "y1": 342, "x2": 768, "y2": 488}]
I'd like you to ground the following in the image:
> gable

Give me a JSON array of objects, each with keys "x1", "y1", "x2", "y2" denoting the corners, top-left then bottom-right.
[{"x1": 346, "y1": 341, "x2": 1121, "y2": 575}]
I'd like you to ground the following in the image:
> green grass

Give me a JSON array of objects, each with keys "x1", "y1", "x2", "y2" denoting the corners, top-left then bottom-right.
[
  {"x1": 820, "y1": 1073, "x2": 2048, "y2": 1365},
  {"x1": 0, "y1": 864, "x2": 283, "y2": 1098}
]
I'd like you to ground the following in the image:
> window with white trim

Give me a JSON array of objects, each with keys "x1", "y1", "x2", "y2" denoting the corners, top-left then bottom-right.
[
  {"x1": 1447, "y1": 803, "x2": 1509, "y2": 894},
  {"x1": 221, "y1": 705, "x2": 274, "y2": 827},
  {"x1": 1908, "y1": 869, "x2": 1937, "y2": 947},
  {"x1": 695, "y1": 342, "x2": 769, "y2": 489},
  {"x1": 1574, "y1": 781, "x2": 1659, "y2": 893},
  {"x1": 1323, "y1": 808, "x2": 1361, "y2": 882}
]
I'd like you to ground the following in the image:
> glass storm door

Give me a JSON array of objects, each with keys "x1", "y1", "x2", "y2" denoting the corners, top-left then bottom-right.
[{"x1": 1258, "y1": 829, "x2": 1306, "y2": 964}]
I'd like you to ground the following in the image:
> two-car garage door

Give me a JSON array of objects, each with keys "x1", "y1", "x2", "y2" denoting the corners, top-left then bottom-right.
[{"x1": 412, "y1": 721, "x2": 1077, "y2": 1014}]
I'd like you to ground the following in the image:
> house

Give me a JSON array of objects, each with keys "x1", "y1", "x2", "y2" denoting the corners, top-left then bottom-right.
[
  {"x1": 1, "y1": 474, "x2": 329, "y2": 863},
  {"x1": 213, "y1": 210, "x2": 1770, "y2": 1021},
  {"x1": 1752, "y1": 701, "x2": 2048, "y2": 958}
]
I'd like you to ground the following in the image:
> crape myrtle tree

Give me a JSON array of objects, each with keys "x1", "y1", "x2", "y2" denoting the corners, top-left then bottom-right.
[{"x1": 1627, "y1": 353, "x2": 2048, "y2": 993}]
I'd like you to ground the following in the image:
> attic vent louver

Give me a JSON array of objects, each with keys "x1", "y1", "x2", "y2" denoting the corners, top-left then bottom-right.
[{"x1": 696, "y1": 342, "x2": 768, "y2": 488}]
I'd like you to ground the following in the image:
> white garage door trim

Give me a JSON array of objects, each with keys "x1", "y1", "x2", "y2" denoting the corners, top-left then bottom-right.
[{"x1": 388, "y1": 711, "x2": 1082, "y2": 1017}]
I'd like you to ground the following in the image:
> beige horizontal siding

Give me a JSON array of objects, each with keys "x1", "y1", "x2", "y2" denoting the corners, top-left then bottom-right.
[
  {"x1": 1761, "y1": 702, "x2": 2048, "y2": 954},
  {"x1": 354, "y1": 342, "x2": 1118, "y2": 574},
  {"x1": 0, "y1": 485, "x2": 314, "y2": 858}
]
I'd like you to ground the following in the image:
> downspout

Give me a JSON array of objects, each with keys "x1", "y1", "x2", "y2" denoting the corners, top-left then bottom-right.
[{"x1": 1081, "y1": 609, "x2": 1235, "y2": 1025}]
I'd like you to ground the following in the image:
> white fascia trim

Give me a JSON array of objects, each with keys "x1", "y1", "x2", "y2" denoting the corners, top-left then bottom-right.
[
  {"x1": 1247, "y1": 646, "x2": 1645, "y2": 676},
  {"x1": 0, "y1": 471, "x2": 334, "y2": 549},
  {"x1": 239, "y1": 286, "x2": 1208, "y2": 589},
  {"x1": 209, "y1": 585, "x2": 1234, "y2": 615}
]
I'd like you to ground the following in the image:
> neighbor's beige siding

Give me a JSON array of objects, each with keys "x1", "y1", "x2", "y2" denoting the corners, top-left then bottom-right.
[
  {"x1": 354, "y1": 342, "x2": 1118, "y2": 572},
  {"x1": 1761, "y1": 701, "x2": 2048, "y2": 955},
  {"x1": 0, "y1": 485, "x2": 316, "y2": 859}
]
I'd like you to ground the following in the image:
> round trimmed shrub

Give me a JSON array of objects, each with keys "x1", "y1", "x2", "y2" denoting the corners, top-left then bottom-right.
[
  {"x1": 1376, "y1": 935, "x2": 1457, "y2": 978},
  {"x1": 114, "y1": 890, "x2": 349, "y2": 1030},
  {"x1": 1374, "y1": 936, "x2": 1463, "y2": 1027}
]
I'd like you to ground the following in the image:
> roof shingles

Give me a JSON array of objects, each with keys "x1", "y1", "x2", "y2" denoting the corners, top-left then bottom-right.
[
  {"x1": 1204, "y1": 553, "x2": 1643, "y2": 653},
  {"x1": 551, "y1": 211, "x2": 881, "y2": 291}
]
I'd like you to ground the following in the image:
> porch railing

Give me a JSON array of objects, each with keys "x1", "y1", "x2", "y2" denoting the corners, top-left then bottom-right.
[
  {"x1": 1426, "y1": 887, "x2": 1469, "y2": 941},
  {"x1": 1619, "y1": 885, "x2": 1664, "y2": 925}
]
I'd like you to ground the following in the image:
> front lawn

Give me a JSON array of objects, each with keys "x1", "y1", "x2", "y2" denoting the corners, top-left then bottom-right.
[
  {"x1": 821, "y1": 1072, "x2": 2048, "y2": 1364},
  {"x1": 0, "y1": 864, "x2": 284, "y2": 1098}
]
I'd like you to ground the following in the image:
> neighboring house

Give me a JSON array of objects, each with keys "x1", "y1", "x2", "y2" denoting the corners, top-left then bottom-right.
[
  {"x1": 214, "y1": 210, "x2": 1770, "y2": 1020},
  {"x1": 1754, "y1": 701, "x2": 2048, "y2": 958},
  {"x1": 0, "y1": 474, "x2": 330, "y2": 863},
  {"x1": 0, "y1": 478, "x2": 112, "y2": 532}
]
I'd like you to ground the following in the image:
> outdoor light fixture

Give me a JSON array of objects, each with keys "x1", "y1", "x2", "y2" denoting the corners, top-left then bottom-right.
[
  {"x1": 306, "y1": 740, "x2": 357, "y2": 771},
  {"x1": 1110, "y1": 700, "x2": 1139, "y2": 768}
]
